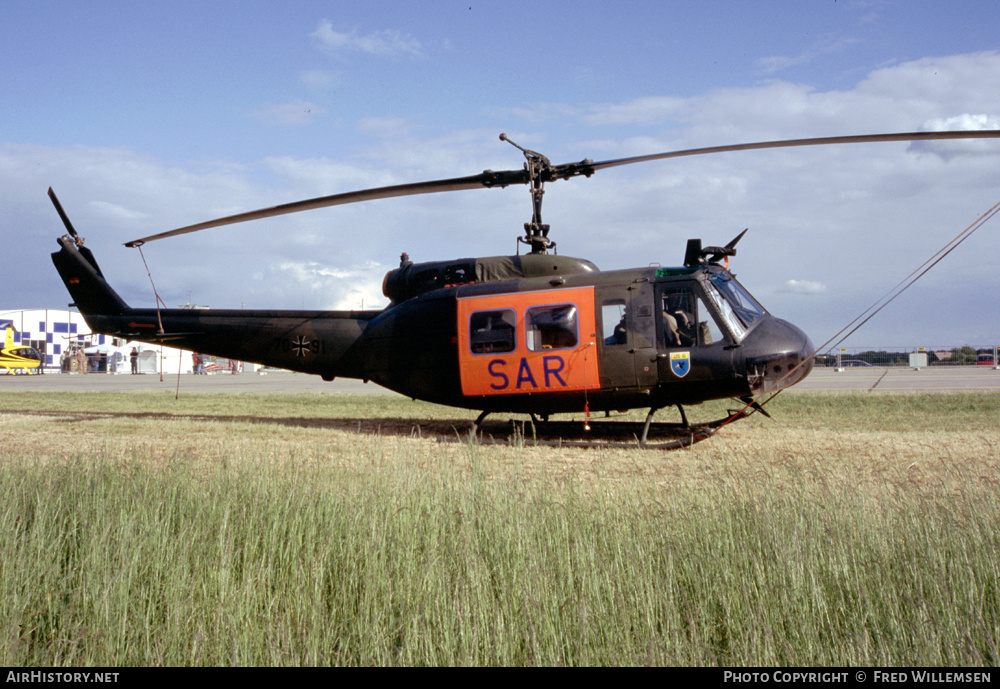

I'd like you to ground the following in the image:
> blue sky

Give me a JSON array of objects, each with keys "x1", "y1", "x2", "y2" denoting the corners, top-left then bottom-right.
[{"x1": 3, "y1": 0, "x2": 999, "y2": 347}]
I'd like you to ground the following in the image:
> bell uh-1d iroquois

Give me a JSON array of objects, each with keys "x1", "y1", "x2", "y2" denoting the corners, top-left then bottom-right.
[{"x1": 50, "y1": 130, "x2": 1000, "y2": 448}]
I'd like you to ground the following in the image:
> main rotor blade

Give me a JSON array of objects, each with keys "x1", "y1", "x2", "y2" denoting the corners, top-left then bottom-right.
[
  {"x1": 126, "y1": 129, "x2": 1000, "y2": 246},
  {"x1": 125, "y1": 168, "x2": 529, "y2": 246},
  {"x1": 583, "y1": 130, "x2": 1000, "y2": 173}
]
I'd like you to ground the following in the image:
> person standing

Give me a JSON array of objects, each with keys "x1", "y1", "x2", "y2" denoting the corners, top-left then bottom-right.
[{"x1": 130, "y1": 347, "x2": 138, "y2": 374}]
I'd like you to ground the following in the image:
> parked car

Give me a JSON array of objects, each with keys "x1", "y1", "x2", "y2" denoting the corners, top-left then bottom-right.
[
  {"x1": 839, "y1": 359, "x2": 873, "y2": 367},
  {"x1": 978, "y1": 354, "x2": 996, "y2": 366}
]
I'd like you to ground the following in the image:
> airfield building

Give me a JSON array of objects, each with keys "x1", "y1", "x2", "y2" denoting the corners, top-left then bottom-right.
[{"x1": 0, "y1": 308, "x2": 250, "y2": 375}]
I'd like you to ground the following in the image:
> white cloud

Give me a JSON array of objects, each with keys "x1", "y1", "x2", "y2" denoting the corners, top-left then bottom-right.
[
  {"x1": 756, "y1": 36, "x2": 859, "y2": 75},
  {"x1": 910, "y1": 114, "x2": 1000, "y2": 159},
  {"x1": 856, "y1": 52, "x2": 1000, "y2": 110},
  {"x1": 581, "y1": 97, "x2": 687, "y2": 127},
  {"x1": 274, "y1": 260, "x2": 388, "y2": 310},
  {"x1": 261, "y1": 155, "x2": 392, "y2": 196},
  {"x1": 782, "y1": 280, "x2": 827, "y2": 295},
  {"x1": 311, "y1": 20, "x2": 424, "y2": 58},
  {"x1": 87, "y1": 201, "x2": 148, "y2": 223},
  {"x1": 277, "y1": 260, "x2": 369, "y2": 283}
]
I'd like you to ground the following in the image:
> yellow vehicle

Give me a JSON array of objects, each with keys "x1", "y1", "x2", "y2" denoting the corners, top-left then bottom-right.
[{"x1": 0, "y1": 326, "x2": 42, "y2": 374}]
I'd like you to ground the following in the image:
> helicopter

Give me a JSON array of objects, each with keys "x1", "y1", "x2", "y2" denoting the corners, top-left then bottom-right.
[
  {"x1": 0, "y1": 325, "x2": 42, "y2": 375},
  {"x1": 49, "y1": 129, "x2": 1000, "y2": 447}
]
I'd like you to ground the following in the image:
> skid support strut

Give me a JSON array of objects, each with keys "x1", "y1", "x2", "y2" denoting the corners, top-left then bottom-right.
[
  {"x1": 640, "y1": 404, "x2": 691, "y2": 447},
  {"x1": 639, "y1": 407, "x2": 660, "y2": 447},
  {"x1": 471, "y1": 410, "x2": 490, "y2": 435}
]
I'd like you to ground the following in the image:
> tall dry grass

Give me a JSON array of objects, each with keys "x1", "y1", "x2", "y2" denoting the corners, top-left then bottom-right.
[{"x1": 0, "y1": 391, "x2": 997, "y2": 665}]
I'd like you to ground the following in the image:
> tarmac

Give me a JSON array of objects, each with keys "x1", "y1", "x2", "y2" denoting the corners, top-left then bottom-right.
[
  {"x1": 792, "y1": 366, "x2": 1000, "y2": 393},
  {"x1": 2, "y1": 366, "x2": 998, "y2": 395}
]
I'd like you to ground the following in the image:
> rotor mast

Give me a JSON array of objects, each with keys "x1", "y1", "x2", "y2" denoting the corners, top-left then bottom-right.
[{"x1": 500, "y1": 133, "x2": 555, "y2": 254}]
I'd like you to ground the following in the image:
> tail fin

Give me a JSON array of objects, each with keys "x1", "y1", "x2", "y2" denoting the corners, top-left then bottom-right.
[
  {"x1": 51, "y1": 235, "x2": 131, "y2": 316},
  {"x1": 48, "y1": 188, "x2": 130, "y2": 316}
]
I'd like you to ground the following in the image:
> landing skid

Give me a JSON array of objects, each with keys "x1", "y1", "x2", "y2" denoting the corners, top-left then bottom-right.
[{"x1": 465, "y1": 402, "x2": 754, "y2": 450}]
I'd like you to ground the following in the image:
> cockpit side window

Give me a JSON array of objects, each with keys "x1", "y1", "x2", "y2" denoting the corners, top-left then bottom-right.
[
  {"x1": 694, "y1": 296, "x2": 725, "y2": 345},
  {"x1": 659, "y1": 288, "x2": 725, "y2": 347},
  {"x1": 661, "y1": 290, "x2": 695, "y2": 347}
]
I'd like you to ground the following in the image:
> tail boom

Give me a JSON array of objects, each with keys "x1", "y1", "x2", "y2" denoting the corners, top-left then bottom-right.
[{"x1": 51, "y1": 235, "x2": 379, "y2": 377}]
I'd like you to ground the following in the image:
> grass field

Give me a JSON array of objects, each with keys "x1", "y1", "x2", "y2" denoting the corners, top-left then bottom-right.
[{"x1": 0, "y1": 390, "x2": 997, "y2": 665}]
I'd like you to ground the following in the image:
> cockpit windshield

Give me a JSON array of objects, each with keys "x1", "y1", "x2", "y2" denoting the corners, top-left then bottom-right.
[{"x1": 705, "y1": 274, "x2": 766, "y2": 341}]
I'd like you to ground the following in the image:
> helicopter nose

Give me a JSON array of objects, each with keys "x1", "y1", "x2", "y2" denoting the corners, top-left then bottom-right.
[{"x1": 743, "y1": 317, "x2": 814, "y2": 395}]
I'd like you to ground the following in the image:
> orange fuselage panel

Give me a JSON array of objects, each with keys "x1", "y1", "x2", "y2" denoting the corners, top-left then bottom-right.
[{"x1": 457, "y1": 287, "x2": 600, "y2": 397}]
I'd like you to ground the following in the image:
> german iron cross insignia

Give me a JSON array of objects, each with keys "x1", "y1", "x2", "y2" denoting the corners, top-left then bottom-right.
[
  {"x1": 292, "y1": 335, "x2": 311, "y2": 356},
  {"x1": 669, "y1": 351, "x2": 691, "y2": 378}
]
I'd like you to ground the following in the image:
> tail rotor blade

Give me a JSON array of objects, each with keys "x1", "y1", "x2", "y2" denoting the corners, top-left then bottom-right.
[{"x1": 48, "y1": 188, "x2": 81, "y2": 242}]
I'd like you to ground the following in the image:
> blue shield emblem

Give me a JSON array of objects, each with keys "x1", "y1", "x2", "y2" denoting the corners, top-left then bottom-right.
[{"x1": 670, "y1": 351, "x2": 691, "y2": 378}]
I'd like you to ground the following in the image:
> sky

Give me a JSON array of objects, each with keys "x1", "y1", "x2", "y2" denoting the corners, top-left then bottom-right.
[{"x1": 3, "y1": 0, "x2": 999, "y2": 349}]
